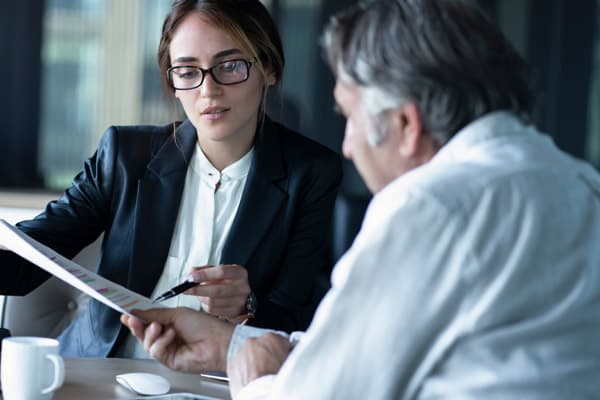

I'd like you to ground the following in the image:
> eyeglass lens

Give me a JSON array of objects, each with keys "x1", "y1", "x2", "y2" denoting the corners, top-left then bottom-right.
[{"x1": 169, "y1": 59, "x2": 251, "y2": 90}]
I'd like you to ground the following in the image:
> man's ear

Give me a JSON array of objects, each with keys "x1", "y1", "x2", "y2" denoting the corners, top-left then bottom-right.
[{"x1": 393, "y1": 103, "x2": 423, "y2": 157}]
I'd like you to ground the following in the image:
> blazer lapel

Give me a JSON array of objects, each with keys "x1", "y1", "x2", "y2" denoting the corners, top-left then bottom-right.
[
  {"x1": 221, "y1": 119, "x2": 287, "y2": 266},
  {"x1": 129, "y1": 120, "x2": 197, "y2": 296}
]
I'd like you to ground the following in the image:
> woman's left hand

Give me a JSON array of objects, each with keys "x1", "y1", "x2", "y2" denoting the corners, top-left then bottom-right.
[{"x1": 185, "y1": 264, "x2": 251, "y2": 319}]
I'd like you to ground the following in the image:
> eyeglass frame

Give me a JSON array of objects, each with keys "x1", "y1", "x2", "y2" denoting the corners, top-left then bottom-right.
[{"x1": 167, "y1": 59, "x2": 254, "y2": 90}]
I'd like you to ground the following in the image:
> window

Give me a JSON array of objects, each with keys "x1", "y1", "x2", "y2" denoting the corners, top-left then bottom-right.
[
  {"x1": 8, "y1": 0, "x2": 596, "y2": 194},
  {"x1": 586, "y1": 0, "x2": 600, "y2": 167},
  {"x1": 38, "y1": 0, "x2": 173, "y2": 189}
]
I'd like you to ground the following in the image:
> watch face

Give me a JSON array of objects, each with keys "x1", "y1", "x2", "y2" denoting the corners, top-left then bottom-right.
[{"x1": 247, "y1": 292, "x2": 257, "y2": 314}]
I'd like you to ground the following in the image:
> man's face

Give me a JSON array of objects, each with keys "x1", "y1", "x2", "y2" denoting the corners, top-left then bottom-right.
[{"x1": 334, "y1": 78, "x2": 403, "y2": 194}]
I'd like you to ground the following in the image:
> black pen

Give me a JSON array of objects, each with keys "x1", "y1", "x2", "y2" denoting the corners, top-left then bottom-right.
[{"x1": 152, "y1": 279, "x2": 200, "y2": 304}]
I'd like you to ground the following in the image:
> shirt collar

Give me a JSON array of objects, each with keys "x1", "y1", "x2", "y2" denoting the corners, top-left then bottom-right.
[
  {"x1": 191, "y1": 143, "x2": 255, "y2": 182},
  {"x1": 377, "y1": 111, "x2": 539, "y2": 200},
  {"x1": 430, "y1": 111, "x2": 537, "y2": 166}
]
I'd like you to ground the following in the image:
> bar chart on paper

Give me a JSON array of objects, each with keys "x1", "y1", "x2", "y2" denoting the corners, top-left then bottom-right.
[{"x1": 0, "y1": 219, "x2": 161, "y2": 317}]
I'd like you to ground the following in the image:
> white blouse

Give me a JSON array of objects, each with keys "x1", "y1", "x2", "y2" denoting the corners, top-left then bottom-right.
[{"x1": 120, "y1": 142, "x2": 254, "y2": 359}]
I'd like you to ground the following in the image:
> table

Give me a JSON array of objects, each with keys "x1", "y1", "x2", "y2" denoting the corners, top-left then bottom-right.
[{"x1": 2, "y1": 358, "x2": 231, "y2": 400}]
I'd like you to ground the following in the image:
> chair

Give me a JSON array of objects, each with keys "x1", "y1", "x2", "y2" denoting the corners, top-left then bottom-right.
[{"x1": 0, "y1": 238, "x2": 101, "y2": 338}]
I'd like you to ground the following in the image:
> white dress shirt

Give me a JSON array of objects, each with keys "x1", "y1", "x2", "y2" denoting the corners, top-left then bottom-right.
[
  {"x1": 233, "y1": 112, "x2": 600, "y2": 399},
  {"x1": 120, "y1": 143, "x2": 254, "y2": 358}
]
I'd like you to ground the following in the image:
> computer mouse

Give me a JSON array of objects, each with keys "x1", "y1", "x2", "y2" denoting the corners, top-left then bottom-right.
[{"x1": 116, "y1": 372, "x2": 171, "y2": 396}]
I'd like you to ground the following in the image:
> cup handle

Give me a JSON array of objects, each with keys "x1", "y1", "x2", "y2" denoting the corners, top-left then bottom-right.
[{"x1": 41, "y1": 354, "x2": 65, "y2": 394}]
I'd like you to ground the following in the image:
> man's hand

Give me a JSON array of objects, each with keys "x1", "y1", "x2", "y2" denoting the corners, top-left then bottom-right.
[
  {"x1": 121, "y1": 307, "x2": 235, "y2": 372},
  {"x1": 227, "y1": 333, "x2": 293, "y2": 398},
  {"x1": 186, "y1": 264, "x2": 251, "y2": 319}
]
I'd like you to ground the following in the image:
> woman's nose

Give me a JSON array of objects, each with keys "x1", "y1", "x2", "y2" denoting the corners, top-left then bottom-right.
[{"x1": 200, "y1": 73, "x2": 222, "y2": 97}]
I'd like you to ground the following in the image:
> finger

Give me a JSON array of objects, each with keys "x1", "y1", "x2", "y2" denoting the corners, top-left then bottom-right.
[
  {"x1": 122, "y1": 314, "x2": 148, "y2": 338},
  {"x1": 131, "y1": 308, "x2": 180, "y2": 325},
  {"x1": 120, "y1": 314, "x2": 135, "y2": 335},
  {"x1": 148, "y1": 327, "x2": 176, "y2": 361},
  {"x1": 189, "y1": 264, "x2": 248, "y2": 283},
  {"x1": 143, "y1": 322, "x2": 163, "y2": 352},
  {"x1": 189, "y1": 282, "x2": 250, "y2": 298},
  {"x1": 199, "y1": 295, "x2": 246, "y2": 308},
  {"x1": 122, "y1": 311, "x2": 148, "y2": 326}
]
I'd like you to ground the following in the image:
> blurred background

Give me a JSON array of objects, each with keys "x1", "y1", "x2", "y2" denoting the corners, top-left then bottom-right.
[{"x1": 0, "y1": 0, "x2": 599, "y2": 261}]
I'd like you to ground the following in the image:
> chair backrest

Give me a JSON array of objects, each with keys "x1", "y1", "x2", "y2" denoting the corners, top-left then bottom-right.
[{"x1": 0, "y1": 238, "x2": 102, "y2": 338}]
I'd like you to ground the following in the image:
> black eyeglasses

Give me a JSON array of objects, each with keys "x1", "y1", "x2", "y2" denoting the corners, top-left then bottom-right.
[{"x1": 167, "y1": 59, "x2": 254, "y2": 90}]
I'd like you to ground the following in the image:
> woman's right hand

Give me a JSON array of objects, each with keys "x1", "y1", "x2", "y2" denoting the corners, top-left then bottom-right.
[{"x1": 185, "y1": 264, "x2": 252, "y2": 320}]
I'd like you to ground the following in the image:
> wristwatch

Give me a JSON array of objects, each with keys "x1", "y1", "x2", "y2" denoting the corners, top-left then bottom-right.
[{"x1": 246, "y1": 291, "x2": 257, "y2": 318}]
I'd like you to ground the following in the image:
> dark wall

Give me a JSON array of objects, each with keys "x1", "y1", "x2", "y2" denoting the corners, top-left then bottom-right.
[
  {"x1": 0, "y1": 0, "x2": 44, "y2": 187},
  {"x1": 528, "y1": 0, "x2": 597, "y2": 158}
]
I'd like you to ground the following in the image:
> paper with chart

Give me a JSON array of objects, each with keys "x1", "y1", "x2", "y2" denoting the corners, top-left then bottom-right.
[{"x1": 0, "y1": 219, "x2": 161, "y2": 318}]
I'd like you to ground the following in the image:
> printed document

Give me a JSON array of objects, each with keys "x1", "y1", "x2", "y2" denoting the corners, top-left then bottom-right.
[{"x1": 0, "y1": 219, "x2": 160, "y2": 317}]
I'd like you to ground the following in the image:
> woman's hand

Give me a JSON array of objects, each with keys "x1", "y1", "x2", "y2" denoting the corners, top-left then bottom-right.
[
  {"x1": 120, "y1": 307, "x2": 234, "y2": 372},
  {"x1": 185, "y1": 264, "x2": 252, "y2": 319}
]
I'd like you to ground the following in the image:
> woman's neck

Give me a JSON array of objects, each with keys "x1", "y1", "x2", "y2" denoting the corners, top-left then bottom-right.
[{"x1": 197, "y1": 135, "x2": 255, "y2": 171}]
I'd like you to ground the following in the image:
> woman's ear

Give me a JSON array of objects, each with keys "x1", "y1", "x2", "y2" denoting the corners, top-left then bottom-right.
[{"x1": 266, "y1": 71, "x2": 277, "y2": 86}]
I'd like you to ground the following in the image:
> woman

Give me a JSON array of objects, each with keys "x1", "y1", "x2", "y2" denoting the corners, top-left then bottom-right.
[{"x1": 0, "y1": 0, "x2": 341, "y2": 358}]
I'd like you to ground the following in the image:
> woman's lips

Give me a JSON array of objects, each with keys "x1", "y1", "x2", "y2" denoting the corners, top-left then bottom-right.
[{"x1": 201, "y1": 106, "x2": 230, "y2": 120}]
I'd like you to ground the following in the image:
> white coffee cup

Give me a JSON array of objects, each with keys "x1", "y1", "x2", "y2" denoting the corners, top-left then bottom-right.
[{"x1": 1, "y1": 337, "x2": 64, "y2": 400}]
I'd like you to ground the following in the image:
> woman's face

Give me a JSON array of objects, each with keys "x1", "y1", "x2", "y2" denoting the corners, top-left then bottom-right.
[{"x1": 169, "y1": 11, "x2": 272, "y2": 148}]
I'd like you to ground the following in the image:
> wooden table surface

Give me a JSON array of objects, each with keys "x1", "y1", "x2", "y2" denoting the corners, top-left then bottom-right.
[{"x1": 2, "y1": 358, "x2": 231, "y2": 400}]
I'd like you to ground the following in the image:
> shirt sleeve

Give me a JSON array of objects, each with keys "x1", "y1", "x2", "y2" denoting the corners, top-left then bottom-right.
[
  {"x1": 262, "y1": 189, "x2": 473, "y2": 399},
  {"x1": 235, "y1": 375, "x2": 277, "y2": 400}
]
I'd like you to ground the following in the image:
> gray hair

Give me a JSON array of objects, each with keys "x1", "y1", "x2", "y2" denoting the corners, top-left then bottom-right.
[
  {"x1": 338, "y1": 67, "x2": 401, "y2": 146},
  {"x1": 322, "y1": 0, "x2": 536, "y2": 146}
]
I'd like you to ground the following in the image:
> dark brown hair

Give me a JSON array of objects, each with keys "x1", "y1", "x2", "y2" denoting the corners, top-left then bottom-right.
[{"x1": 158, "y1": 0, "x2": 284, "y2": 100}]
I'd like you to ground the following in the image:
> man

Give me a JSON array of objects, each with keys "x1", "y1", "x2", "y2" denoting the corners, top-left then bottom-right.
[{"x1": 122, "y1": 0, "x2": 600, "y2": 398}]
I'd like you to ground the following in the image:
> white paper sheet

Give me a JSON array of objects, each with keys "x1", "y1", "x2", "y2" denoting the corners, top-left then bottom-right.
[{"x1": 0, "y1": 219, "x2": 161, "y2": 317}]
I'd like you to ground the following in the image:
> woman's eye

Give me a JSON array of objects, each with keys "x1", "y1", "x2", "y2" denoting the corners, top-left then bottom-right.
[
  {"x1": 177, "y1": 68, "x2": 201, "y2": 80},
  {"x1": 219, "y1": 61, "x2": 241, "y2": 73}
]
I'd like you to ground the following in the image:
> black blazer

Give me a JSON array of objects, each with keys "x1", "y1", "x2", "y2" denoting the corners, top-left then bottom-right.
[{"x1": 0, "y1": 117, "x2": 342, "y2": 357}]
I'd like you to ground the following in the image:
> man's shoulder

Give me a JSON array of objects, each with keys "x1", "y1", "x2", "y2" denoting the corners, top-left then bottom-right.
[
  {"x1": 386, "y1": 129, "x2": 593, "y2": 219},
  {"x1": 384, "y1": 162, "x2": 483, "y2": 213},
  {"x1": 379, "y1": 154, "x2": 523, "y2": 222}
]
